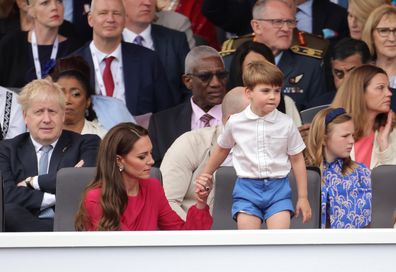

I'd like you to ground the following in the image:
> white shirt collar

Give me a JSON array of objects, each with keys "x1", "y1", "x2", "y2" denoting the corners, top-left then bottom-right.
[
  {"x1": 297, "y1": 0, "x2": 313, "y2": 16},
  {"x1": 274, "y1": 51, "x2": 284, "y2": 65},
  {"x1": 244, "y1": 105, "x2": 278, "y2": 123},
  {"x1": 30, "y1": 135, "x2": 59, "y2": 153},
  {"x1": 122, "y1": 25, "x2": 154, "y2": 50},
  {"x1": 90, "y1": 41, "x2": 122, "y2": 63}
]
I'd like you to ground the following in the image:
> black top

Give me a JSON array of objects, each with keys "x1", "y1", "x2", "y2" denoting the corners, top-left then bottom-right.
[{"x1": 0, "y1": 31, "x2": 81, "y2": 88}]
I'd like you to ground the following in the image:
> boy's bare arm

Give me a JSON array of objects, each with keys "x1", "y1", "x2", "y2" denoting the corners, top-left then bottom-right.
[
  {"x1": 202, "y1": 144, "x2": 231, "y2": 175},
  {"x1": 289, "y1": 152, "x2": 312, "y2": 223}
]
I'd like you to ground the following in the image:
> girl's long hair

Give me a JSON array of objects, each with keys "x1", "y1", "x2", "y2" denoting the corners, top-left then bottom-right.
[
  {"x1": 75, "y1": 122, "x2": 148, "y2": 231},
  {"x1": 305, "y1": 108, "x2": 358, "y2": 180}
]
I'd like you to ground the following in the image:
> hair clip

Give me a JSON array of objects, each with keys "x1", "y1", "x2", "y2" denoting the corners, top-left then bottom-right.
[{"x1": 325, "y1": 108, "x2": 346, "y2": 125}]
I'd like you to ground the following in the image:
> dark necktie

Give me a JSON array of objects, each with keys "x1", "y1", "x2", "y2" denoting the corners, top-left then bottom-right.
[
  {"x1": 133, "y1": 35, "x2": 144, "y2": 46},
  {"x1": 103, "y1": 56, "x2": 115, "y2": 97},
  {"x1": 200, "y1": 113, "x2": 214, "y2": 127}
]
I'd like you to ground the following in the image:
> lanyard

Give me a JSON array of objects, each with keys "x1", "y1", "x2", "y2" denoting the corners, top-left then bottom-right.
[
  {"x1": 89, "y1": 42, "x2": 122, "y2": 97},
  {"x1": 31, "y1": 31, "x2": 59, "y2": 79}
]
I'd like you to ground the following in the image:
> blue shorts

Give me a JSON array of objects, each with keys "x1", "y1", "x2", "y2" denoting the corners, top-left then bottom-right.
[{"x1": 232, "y1": 177, "x2": 294, "y2": 222}]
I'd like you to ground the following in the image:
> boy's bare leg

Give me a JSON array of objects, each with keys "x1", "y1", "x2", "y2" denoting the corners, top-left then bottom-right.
[
  {"x1": 236, "y1": 213, "x2": 262, "y2": 229},
  {"x1": 266, "y1": 211, "x2": 291, "y2": 229}
]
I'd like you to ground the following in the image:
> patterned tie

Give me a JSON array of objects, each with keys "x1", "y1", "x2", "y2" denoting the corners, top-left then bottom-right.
[
  {"x1": 38, "y1": 145, "x2": 53, "y2": 175},
  {"x1": 200, "y1": 113, "x2": 213, "y2": 128},
  {"x1": 133, "y1": 35, "x2": 144, "y2": 46},
  {"x1": 103, "y1": 56, "x2": 115, "y2": 97}
]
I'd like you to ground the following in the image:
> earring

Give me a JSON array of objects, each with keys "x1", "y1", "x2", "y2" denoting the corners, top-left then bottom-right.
[
  {"x1": 118, "y1": 164, "x2": 124, "y2": 172},
  {"x1": 85, "y1": 108, "x2": 89, "y2": 118}
]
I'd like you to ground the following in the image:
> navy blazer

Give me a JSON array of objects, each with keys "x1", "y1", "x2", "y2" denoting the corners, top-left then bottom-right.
[
  {"x1": 72, "y1": 41, "x2": 173, "y2": 115},
  {"x1": 148, "y1": 102, "x2": 192, "y2": 167},
  {"x1": 312, "y1": 0, "x2": 349, "y2": 41},
  {"x1": 151, "y1": 24, "x2": 191, "y2": 104},
  {"x1": 0, "y1": 130, "x2": 100, "y2": 215},
  {"x1": 278, "y1": 49, "x2": 327, "y2": 111}
]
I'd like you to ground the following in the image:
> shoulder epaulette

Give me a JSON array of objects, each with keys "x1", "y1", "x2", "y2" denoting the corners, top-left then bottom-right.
[
  {"x1": 220, "y1": 33, "x2": 255, "y2": 56},
  {"x1": 290, "y1": 30, "x2": 329, "y2": 59}
]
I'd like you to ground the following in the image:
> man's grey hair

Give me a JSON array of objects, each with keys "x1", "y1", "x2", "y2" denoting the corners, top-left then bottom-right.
[
  {"x1": 184, "y1": 45, "x2": 223, "y2": 74},
  {"x1": 252, "y1": 0, "x2": 295, "y2": 19}
]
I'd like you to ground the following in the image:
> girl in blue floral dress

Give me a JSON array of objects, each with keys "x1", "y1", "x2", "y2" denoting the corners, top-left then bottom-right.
[{"x1": 305, "y1": 107, "x2": 372, "y2": 228}]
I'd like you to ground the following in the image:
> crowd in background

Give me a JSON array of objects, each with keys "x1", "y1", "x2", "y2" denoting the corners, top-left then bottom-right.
[{"x1": 0, "y1": 0, "x2": 395, "y2": 231}]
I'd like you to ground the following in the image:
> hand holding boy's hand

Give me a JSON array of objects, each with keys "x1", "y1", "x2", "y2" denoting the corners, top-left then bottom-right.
[
  {"x1": 195, "y1": 174, "x2": 213, "y2": 208},
  {"x1": 295, "y1": 198, "x2": 312, "y2": 224}
]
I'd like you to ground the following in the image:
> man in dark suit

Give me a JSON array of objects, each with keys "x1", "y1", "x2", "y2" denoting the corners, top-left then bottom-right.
[
  {"x1": 0, "y1": 78, "x2": 100, "y2": 232},
  {"x1": 149, "y1": 46, "x2": 228, "y2": 167},
  {"x1": 63, "y1": 0, "x2": 92, "y2": 43},
  {"x1": 202, "y1": 0, "x2": 348, "y2": 40},
  {"x1": 122, "y1": 0, "x2": 191, "y2": 105},
  {"x1": 251, "y1": 0, "x2": 327, "y2": 110},
  {"x1": 72, "y1": 0, "x2": 173, "y2": 117}
]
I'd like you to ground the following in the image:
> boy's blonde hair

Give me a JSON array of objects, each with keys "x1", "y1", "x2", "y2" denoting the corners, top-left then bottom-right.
[
  {"x1": 305, "y1": 107, "x2": 358, "y2": 180},
  {"x1": 242, "y1": 60, "x2": 283, "y2": 90}
]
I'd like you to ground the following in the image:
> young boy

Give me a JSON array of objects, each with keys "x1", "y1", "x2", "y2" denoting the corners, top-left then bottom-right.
[{"x1": 197, "y1": 61, "x2": 312, "y2": 229}]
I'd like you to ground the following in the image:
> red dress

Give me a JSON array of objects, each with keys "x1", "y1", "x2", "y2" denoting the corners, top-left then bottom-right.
[{"x1": 83, "y1": 178, "x2": 213, "y2": 231}]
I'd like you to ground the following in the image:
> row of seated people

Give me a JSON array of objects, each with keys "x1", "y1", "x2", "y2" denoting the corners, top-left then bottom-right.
[
  {"x1": 1, "y1": 0, "x2": 396, "y2": 230},
  {"x1": 1, "y1": 58, "x2": 396, "y2": 231}
]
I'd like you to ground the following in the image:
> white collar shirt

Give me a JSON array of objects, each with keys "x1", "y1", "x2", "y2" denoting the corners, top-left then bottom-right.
[
  {"x1": 296, "y1": 0, "x2": 313, "y2": 33},
  {"x1": 30, "y1": 136, "x2": 59, "y2": 176},
  {"x1": 122, "y1": 25, "x2": 155, "y2": 51},
  {"x1": 90, "y1": 42, "x2": 126, "y2": 103},
  {"x1": 217, "y1": 105, "x2": 305, "y2": 178}
]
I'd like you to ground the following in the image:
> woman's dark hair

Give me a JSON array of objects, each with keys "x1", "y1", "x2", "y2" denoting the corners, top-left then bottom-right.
[
  {"x1": 228, "y1": 40, "x2": 285, "y2": 113},
  {"x1": 75, "y1": 122, "x2": 149, "y2": 231},
  {"x1": 50, "y1": 56, "x2": 97, "y2": 121}
]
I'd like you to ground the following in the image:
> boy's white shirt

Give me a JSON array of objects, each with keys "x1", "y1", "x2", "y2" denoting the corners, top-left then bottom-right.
[{"x1": 217, "y1": 105, "x2": 305, "y2": 179}]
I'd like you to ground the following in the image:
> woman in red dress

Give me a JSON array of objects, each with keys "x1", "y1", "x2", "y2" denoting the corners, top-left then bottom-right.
[{"x1": 75, "y1": 122, "x2": 213, "y2": 231}]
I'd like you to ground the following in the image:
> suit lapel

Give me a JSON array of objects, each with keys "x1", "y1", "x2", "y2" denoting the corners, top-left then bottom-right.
[
  {"x1": 81, "y1": 45, "x2": 96, "y2": 93},
  {"x1": 121, "y1": 42, "x2": 140, "y2": 115},
  {"x1": 48, "y1": 131, "x2": 71, "y2": 173},
  {"x1": 151, "y1": 25, "x2": 166, "y2": 60},
  {"x1": 18, "y1": 136, "x2": 38, "y2": 176},
  {"x1": 312, "y1": 0, "x2": 325, "y2": 36},
  {"x1": 178, "y1": 102, "x2": 193, "y2": 132},
  {"x1": 277, "y1": 50, "x2": 295, "y2": 79}
]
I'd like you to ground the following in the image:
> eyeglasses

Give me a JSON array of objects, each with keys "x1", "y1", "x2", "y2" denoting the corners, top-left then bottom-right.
[
  {"x1": 375, "y1": 27, "x2": 396, "y2": 37},
  {"x1": 255, "y1": 18, "x2": 297, "y2": 28},
  {"x1": 187, "y1": 71, "x2": 229, "y2": 83}
]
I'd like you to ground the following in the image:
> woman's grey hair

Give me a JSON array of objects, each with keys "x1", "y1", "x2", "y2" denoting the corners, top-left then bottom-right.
[{"x1": 184, "y1": 45, "x2": 223, "y2": 74}]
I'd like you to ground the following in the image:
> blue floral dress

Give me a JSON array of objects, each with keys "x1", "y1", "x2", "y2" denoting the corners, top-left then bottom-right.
[{"x1": 321, "y1": 159, "x2": 372, "y2": 228}]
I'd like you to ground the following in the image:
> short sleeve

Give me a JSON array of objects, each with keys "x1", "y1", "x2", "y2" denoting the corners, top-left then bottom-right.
[
  {"x1": 287, "y1": 121, "x2": 305, "y2": 155},
  {"x1": 217, "y1": 119, "x2": 235, "y2": 149}
]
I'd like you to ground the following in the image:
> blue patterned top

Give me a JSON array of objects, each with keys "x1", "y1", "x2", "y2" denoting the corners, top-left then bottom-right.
[{"x1": 321, "y1": 159, "x2": 372, "y2": 228}]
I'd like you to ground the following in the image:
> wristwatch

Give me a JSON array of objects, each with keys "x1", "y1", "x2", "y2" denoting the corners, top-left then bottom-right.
[{"x1": 25, "y1": 177, "x2": 34, "y2": 189}]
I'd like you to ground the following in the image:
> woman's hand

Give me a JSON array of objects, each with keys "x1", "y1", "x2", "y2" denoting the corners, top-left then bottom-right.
[
  {"x1": 377, "y1": 110, "x2": 394, "y2": 152},
  {"x1": 195, "y1": 173, "x2": 213, "y2": 209}
]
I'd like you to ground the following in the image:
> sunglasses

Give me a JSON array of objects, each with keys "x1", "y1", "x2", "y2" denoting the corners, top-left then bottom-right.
[{"x1": 187, "y1": 71, "x2": 229, "y2": 83}]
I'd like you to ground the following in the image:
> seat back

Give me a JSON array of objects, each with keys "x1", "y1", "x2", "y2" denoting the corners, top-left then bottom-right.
[
  {"x1": 300, "y1": 104, "x2": 329, "y2": 124},
  {"x1": 54, "y1": 166, "x2": 163, "y2": 231},
  {"x1": 0, "y1": 174, "x2": 3, "y2": 232},
  {"x1": 212, "y1": 166, "x2": 321, "y2": 229},
  {"x1": 371, "y1": 165, "x2": 396, "y2": 228},
  {"x1": 54, "y1": 167, "x2": 96, "y2": 231}
]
